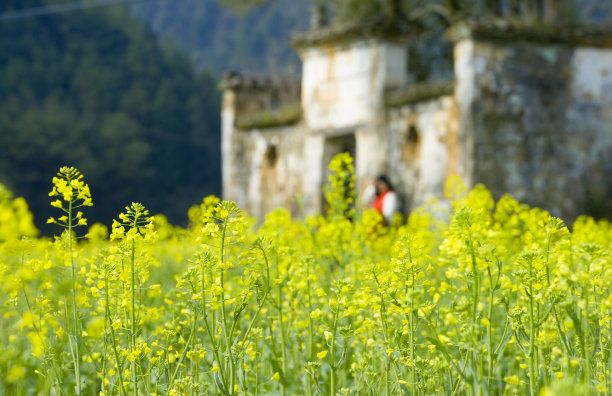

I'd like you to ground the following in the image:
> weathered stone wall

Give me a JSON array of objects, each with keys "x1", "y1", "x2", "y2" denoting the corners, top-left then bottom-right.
[
  {"x1": 221, "y1": 74, "x2": 304, "y2": 219},
  {"x1": 222, "y1": 121, "x2": 309, "y2": 221},
  {"x1": 223, "y1": 35, "x2": 463, "y2": 221},
  {"x1": 572, "y1": 0, "x2": 612, "y2": 26},
  {"x1": 455, "y1": 31, "x2": 612, "y2": 220},
  {"x1": 223, "y1": 22, "x2": 612, "y2": 224},
  {"x1": 385, "y1": 94, "x2": 460, "y2": 212},
  {"x1": 297, "y1": 36, "x2": 411, "y2": 212},
  {"x1": 299, "y1": 38, "x2": 407, "y2": 131},
  {"x1": 220, "y1": 74, "x2": 301, "y2": 120}
]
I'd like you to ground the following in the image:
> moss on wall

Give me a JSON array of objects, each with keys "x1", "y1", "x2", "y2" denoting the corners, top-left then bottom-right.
[
  {"x1": 385, "y1": 81, "x2": 454, "y2": 107},
  {"x1": 235, "y1": 103, "x2": 303, "y2": 129}
]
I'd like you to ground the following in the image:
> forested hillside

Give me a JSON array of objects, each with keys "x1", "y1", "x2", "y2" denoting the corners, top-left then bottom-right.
[
  {"x1": 0, "y1": 0, "x2": 221, "y2": 233},
  {"x1": 129, "y1": 0, "x2": 310, "y2": 75},
  {"x1": 129, "y1": 0, "x2": 612, "y2": 79}
]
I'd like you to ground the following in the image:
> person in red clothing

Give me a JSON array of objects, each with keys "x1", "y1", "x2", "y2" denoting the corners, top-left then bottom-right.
[{"x1": 363, "y1": 175, "x2": 400, "y2": 225}]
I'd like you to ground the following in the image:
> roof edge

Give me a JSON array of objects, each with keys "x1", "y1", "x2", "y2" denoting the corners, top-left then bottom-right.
[
  {"x1": 219, "y1": 72, "x2": 300, "y2": 91},
  {"x1": 385, "y1": 81, "x2": 455, "y2": 107},
  {"x1": 292, "y1": 16, "x2": 419, "y2": 50},
  {"x1": 448, "y1": 19, "x2": 612, "y2": 47}
]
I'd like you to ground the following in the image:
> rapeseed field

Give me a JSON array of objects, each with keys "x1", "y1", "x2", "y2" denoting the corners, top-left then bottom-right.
[{"x1": 1, "y1": 156, "x2": 611, "y2": 395}]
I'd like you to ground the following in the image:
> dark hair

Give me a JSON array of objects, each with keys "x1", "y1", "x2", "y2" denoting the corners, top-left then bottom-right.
[{"x1": 376, "y1": 175, "x2": 393, "y2": 191}]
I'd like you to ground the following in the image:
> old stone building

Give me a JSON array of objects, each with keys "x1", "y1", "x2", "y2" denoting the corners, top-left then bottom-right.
[{"x1": 221, "y1": 17, "x2": 612, "y2": 223}]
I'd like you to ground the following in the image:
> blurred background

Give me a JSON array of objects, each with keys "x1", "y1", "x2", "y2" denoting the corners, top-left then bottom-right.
[
  {"x1": 1, "y1": 0, "x2": 611, "y2": 234},
  {"x1": 0, "y1": 0, "x2": 310, "y2": 234}
]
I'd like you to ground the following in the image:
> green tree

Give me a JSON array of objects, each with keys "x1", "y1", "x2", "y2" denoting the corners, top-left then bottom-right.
[
  {"x1": 0, "y1": 0, "x2": 220, "y2": 234},
  {"x1": 130, "y1": 0, "x2": 310, "y2": 75},
  {"x1": 221, "y1": 0, "x2": 580, "y2": 27}
]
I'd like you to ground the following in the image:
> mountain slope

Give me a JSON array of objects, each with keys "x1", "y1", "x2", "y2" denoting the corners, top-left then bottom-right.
[
  {"x1": 129, "y1": 0, "x2": 310, "y2": 75},
  {"x1": 0, "y1": 0, "x2": 221, "y2": 232}
]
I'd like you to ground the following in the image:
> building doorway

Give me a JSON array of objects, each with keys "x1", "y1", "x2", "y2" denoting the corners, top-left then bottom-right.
[{"x1": 321, "y1": 133, "x2": 356, "y2": 214}]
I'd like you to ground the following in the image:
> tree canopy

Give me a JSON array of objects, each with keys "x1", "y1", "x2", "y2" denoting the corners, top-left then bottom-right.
[
  {"x1": 0, "y1": 0, "x2": 221, "y2": 234},
  {"x1": 222, "y1": 0, "x2": 590, "y2": 28},
  {"x1": 129, "y1": 0, "x2": 310, "y2": 75}
]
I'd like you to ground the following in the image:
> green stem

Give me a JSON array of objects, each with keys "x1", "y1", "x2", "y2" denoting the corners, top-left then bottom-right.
[
  {"x1": 199, "y1": 255, "x2": 230, "y2": 394},
  {"x1": 545, "y1": 233, "x2": 551, "y2": 285},
  {"x1": 241, "y1": 243, "x2": 271, "y2": 345},
  {"x1": 329, "y1": 301, "x2": 340, "y2": 396},
  {"x1": 409, "y1": 264, "x2": 416, "y2": 396},
  {"x1": 105, "y1": 277, "x2": 127, "y2": 396},
  {"x1": 277, "y1": 257, "x2": 287, "y2": 396},
  {"x1": 604, "y1": 310, "x2": 612, "y2": 396},
  {"x1": 219, "y1": 213, "x2": 233, "y2": 390},
  {"x1": 192, "y1": 337, "x2": 198, "y2": 396},
  {"x1": 67, "y1": 197, "x2": 82, "y2": 396},
  {"x1": 486, "y1": 265, "x2": 494, "y2": 393},
  {"x1": 130, "y1": 234, "x2": 137, "y2": 396},
  {"x1": 169, "y1": 311, "x2": 197, "y2": 391},
  {"x1": 528, "y1": 260, "x2": 537, "y2": 396},
  {"x1": 254, "y1": 336, "x2": 259, "y2": 396},
  {"x1": 373, "y1": 274, "x2": 390, "y2": 396},
  {"x1": 545, "y1": 233, "x2": 571, "y2": 365},
  {"x1": 468, "y1": 232, "x2": 481, "y2": 394},
  {"x1": 583, "y1": 284, "x2": 591, "y2": 387},
  {"x1": 22, "y1": 286, "x2": 65, "y2": 396},
  {"x1": 306, "y1": 260, "x2": 315, "y2": 396}
]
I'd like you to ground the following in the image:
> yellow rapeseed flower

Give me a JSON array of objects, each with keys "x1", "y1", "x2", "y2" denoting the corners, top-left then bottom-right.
[{"x1": 504, "y1": 375, "x2": 519, "y2": 385}]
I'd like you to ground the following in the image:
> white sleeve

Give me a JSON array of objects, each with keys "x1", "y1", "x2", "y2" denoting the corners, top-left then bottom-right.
[
  {"x1": 362, "y1": 184, "x2": 377, "y2": 206},
  {"x1": 382, "y1": 192, "x2": 399, "y2": 223}
]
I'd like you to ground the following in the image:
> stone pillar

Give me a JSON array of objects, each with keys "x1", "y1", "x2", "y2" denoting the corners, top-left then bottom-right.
[
  {"x1": 451, "y1": 31, "x2": 476, "y2": 189},
  {"x1": 220, "y1": 86, "x2": 237, "y2": 203}
]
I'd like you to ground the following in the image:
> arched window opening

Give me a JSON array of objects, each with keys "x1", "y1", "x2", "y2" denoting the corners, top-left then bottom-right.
[{"x1": 265, "y1": 144, "x2": 278, "y2": 167}]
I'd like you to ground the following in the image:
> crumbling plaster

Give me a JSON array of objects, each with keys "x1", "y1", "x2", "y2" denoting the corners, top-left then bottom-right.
[
  {"x1": 222, "y1": 22, "x2": 612, "y2": 223},
  {"x1": 300, "y1": 39, "x2": 407, "y2": 131},
  {"x1": 385, "y1": 95, "x2": 460, "y2": 212},
  {"x1": 455, "y1": 33, "x2": 612, "y2": 219}
]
